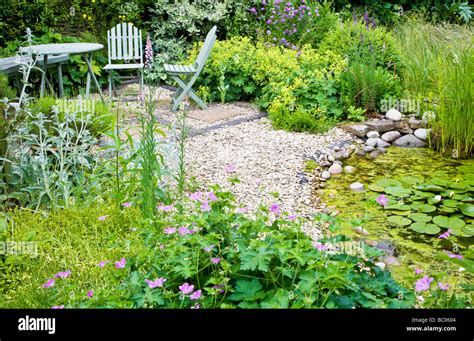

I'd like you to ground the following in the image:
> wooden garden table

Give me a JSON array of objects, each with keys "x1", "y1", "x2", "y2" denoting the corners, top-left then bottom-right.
[{"x1": 19, "y1": 43, "x2": 105, "y2": 101}]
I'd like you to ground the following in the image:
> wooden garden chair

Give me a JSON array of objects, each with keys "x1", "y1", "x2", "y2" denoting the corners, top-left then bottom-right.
[
  {"x1": 164, "y1": 26, "x2": 217, "y2": 111},
  {"x1": 104, "y1": 23, "x2": 144, "y2": 99}
]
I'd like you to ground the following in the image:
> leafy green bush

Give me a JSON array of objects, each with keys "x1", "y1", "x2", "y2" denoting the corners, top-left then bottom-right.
[
  {"x1": 146, "y1": 0, "x2": 258, "y2": 83},
  {"x1": 251, "y1": 0, "x2": 338, "y2": 50},
  {"x1": 341, "y1": 61, "x2": 401, "y2": 115},
  {"x1": 319, "y1": 20, "x2": 401, "y2": 72},
  {"x1": 29, "y1": 96, "x2": 113, "y2": 138},
  {"x1": 0, "y1": 187, "x2": 416, "y2": 308},
  {"x1": 188, "y1": 37, "x2": 347, "y2": 132}
]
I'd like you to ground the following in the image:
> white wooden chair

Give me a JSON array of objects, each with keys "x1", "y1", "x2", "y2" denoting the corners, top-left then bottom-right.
[{"x1": 104, "y1": 23, "x2": 143, "y2": 99}]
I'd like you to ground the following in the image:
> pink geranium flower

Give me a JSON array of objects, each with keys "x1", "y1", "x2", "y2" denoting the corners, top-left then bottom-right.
[
  {"x1": 87, "y1": 290, "x2": 94, "y2": 298},
  {"x1": 55, "y1": 270, "x2": 71, "y2": 279},
  {"x1": 158, "y1": 204, "x2": 175, "y2": 212},
  {"x1": 190, "y1": 290, "x2": 202, "y2": 300},
  {"x1": 270, "y1": 203, "x2": 280, "y2": 216},
  {"x1": 200, "y1": 202, "x2": 211, "y2": 212},
  {"x1": 438, "y1": 282, "x2": 449, "y2": 291},
  {"x1": 438, "y1": 229, "x2": 452, "y2": 239},
  {"x1": 415, "y1": 276, "x2": 433, "y2": 292},
  {"x1": 145, "y1": 278, "x2": 167, "y2": 289},
  {"x1": 51, "y1": 305, "x2": 64, "y2": 309},
  {"x1": 447, "y1": 252, "x2": 463, "y2": 260},
  {"x1": 211, "y1": 257, "x2": 221, "y2": 264},
  {"x1": 313, "y1": 242, "x2": 329, "y2": 251},
  {"x1": 97, "y1": 260, "x2": 109, "y2": 268},
  {"x1": 164, "y1": 227, "x2": 176, "y2": 235},
  {"x1": 179, "y1": 283, "x2": 194, "y2": 295},
  {"x1": 178, "y1": 226, "x2": 191, "y2": 236},
  {"x1": 98, "y1": 215, "x2": 109, "y2": 221},
  {"x1": 415, "y1": 268, "x2": 423, "y2": 275},
  {"x1": 121, "y1": 202, "x2": 132, "y2": 208},
  {"x1": 287, "y1": 214, "x2": 296, "y2": 221},
  {"x1": 43, "y1": 279, "x2": 55, "y2": 288},
  {"x1": 115, "y1": 258, "x2": 126, "y2": 269}
]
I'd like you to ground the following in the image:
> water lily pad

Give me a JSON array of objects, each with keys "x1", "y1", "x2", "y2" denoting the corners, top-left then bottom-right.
[
  {"x1": 410, "y1": 222, "x2": 440, "y2": 235},
  {"x1": 400, "y1": 176, "x2": 421, "y2": 186},
  {"x1": 449, "y1": 228, "x2": 464, "y2": 236},
  {"x1": 459, "y1": 204, "x2": 474, "y2": 217},
  {"x1": 442, "y1": 199, "x2": 458, "y2": 208},
  {"x1": 418, "y1": 204, "x2": 437, "y2": 213},
  {"x1": 385, "y1": 186, "x2": 412, "y2": 198},
  {"x1": 387, "y1": 216, "x2": 412, "y2": 227},
  {"x1": 376, "y1": 179, "x2": 402, "y2": 188},
  {"x1": 414, "y1": 184, "x2": 445, "y2": 192},
  {"x1": 411, "y1": 191, "x2": 433, "y2": 201},
  {"x1": 431, "y1": 178, "x2": 450, "y2": 186},
  {"x1": 439, "y1": 206, "x2": 457, "y2": 213},
  {"x1": 463, "y1": 224, "x2": 474, "y2": 237},
  {"x1": 409, "y1": 213, "x2": 432, "y2": 222},
  {"x1": 368, "y1": 184, "x2": 385, "y2": 192},
  {"x1": 384, "y1": 204, "x2": 412, "y2": 211},
  {"x1": 461, "y1": 196, "x2": 474, "y2": 203},
  {"x1": 449, "y1": 183, "x2": 467, "y2": 191},
  {"x1": 433, "y1": 215, "x2": 465, "y2": 229}
]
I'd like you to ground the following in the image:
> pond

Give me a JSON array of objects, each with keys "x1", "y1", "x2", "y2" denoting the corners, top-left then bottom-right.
[{"x1": 320, "y1": 147, "x2": 473, "y2": 294}]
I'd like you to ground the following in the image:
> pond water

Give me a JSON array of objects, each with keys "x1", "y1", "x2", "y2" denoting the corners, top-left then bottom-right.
[{"x1": 321, "y1": 147, "x2": 473, "y2": 294}]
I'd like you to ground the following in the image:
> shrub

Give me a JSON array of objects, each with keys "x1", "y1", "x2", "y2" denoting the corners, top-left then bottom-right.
[
  {"x1": 188, "y1": 37, "x2": 347, "y2": 133},
  {"x1": 250, "y1": 0, "x2": 338, "y2": 50},
  {"x1": 319, "y1": 20, "x2": 401, "y2": 72},
  {"x1": 340, "y1": 61, "x2": 402, "y2": 115}
]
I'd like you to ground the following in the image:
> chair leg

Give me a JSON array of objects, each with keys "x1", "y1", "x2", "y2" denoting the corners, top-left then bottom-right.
[
  {"x1": 108, "y1": 71, "x2": 113, "y2": 100},
  {"x1": 139, "y1": 69, "x2": 144, "y2": 92}
]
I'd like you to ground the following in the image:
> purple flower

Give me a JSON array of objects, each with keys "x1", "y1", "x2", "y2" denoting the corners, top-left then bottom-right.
[
  {"x1": 190, "y1": 290, "x2": 202, "y2": 300},
  {"x1": 415, "y1": 268, "x2": 423, "y2": 275},
  {"x1": 287, "y1": 214, "x2": 296, "y2": 221},
  {"x1": 237, "y1": 207, "x2": 248, "y2": 214},
  {"x1": 138, "y1": 91, "x2": 145, "y2": 102},
  {"x1": 51, "y1": 305, "x2": 64, "y2": 309},
  {"x1": 145, "y1": 277, "x2": 167, "y2": 289},
  {"x1": 296, "y1": 51, "x2": 302, "y2": 58},
  {"x1": 158, "y1": 204, "x2": 175, "y2": 212},
  {"x1": 213, "y1": 284, "x2": 225, "y2": 293},
  {"x1": 189, "y1": 192, "x2": 203, "y2": 201},
  {"x1": 415, "y1": 276, "x2": 433, "y2": 292},
  {"x1": 270, "y1": 203, "x2": 280, "y2": 216},
  {"x1": 438, "y1": 229, "x2": 452, "y2": 239},
  {"x1": 363, "y1": 10, "x2": 369, "y2": 29},
  {"x1": 376, "y1": 194, "x2": 389, "y2": 207},
  {"x1": 200, "y1": 201, "x2": 211, "y2": 212},
  {"x1": 438, "y1": 282, "x2": 449, "y2": 291},
  {"x1": 145, "y1": 34, "x2": 153, "y2": 68},
  {"x1": 42, "y1": 279, "x2": 55, "y2": 288},
  {"x1": 191, "y1": 303, "x2": 201, "y2": 309},
  {"x1": 87, "y1": 290, "x2": 94, "y2": 298},
  {"x1": 207, "y1": 192, "x2": 218, "y2": 202},
  {"x1": 250, "y1": 7, "x2": 257, "y2": 14},
  {"x1": 164, "y1": 227, "x2": 176, "y2": 235},
  {"x1": 211, "y1": 257, "x2": 221, "y2": 264},
  {"x1": 447, "y1": 252, "x2": 463, "y2": 260},
  {"x1": 159, "y1": 244, "x2": 165, "y2": 249},
  {"x1": 54, "y1": 270, "x2": 71, "y2": 279},
  {"x1": 203, "y1": 245, "x2": 215, "y2": 253},
  {"x1": 121, "y1": 202, "x2": 132, "y2": 208},
  {"x1": 97, "y1": 260, "x2": 109, "y2": 268},
  {"x1": 371, "y1": 17, "x2": 376, "y2": 29},
  {"x1": 352, "y1": 11, "x2": 357, "y2": 24},
  {"x1": 98, "y1": 215, "x2": 109, "y2": 221},
  {"x1": 115, "y1": 258, "x2": 126, "y2": 269},
  {"x1": 178, "y1": 226, "x2": 191, "y2": 236},
  {"x1": 266, "y1": 19, "x2": 272, "y2": 24},
  {"x1": 179, "y1": 283, "x2": 194, "y2": 295},
  {"x1": 266, "y1": 30, "x2": 271, "y2": 35},
  {"x1": 313, "y1": 242, "x2": 329, "y2": 251}
]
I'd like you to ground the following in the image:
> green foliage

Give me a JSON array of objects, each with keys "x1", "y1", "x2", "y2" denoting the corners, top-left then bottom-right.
[
  {"x1": 396, "y1": 20, "x2": 474, "y2": 157},
  {"x1": 341, "y1": 61, "x2": 401, "y2": 115},
  {"x1": 0, "y1": 205, "x2": 144, "y2": 308},
  {"x1": 188, "y1": 37, "x2": 347, "y2": 133},
  {"x1": 146, "y1": 0, "x2": 257, "y2": 82},
  {"x1": 319, "y1": 20, "x2": 401, "y2": 72},
  {"x1": 0, "y1": 187, "x2": 415, "y2": 308},
  {"x1": 251, "y1": 0, "x2": 338, "y2": 50}
]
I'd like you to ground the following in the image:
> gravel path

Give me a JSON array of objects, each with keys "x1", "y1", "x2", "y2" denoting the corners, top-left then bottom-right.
[{"x1": 184, "y1": 116, "x2": 355, "y2": 240}]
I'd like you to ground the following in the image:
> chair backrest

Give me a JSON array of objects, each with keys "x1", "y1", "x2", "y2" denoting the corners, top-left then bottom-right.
[
  {"x1": 107, "y1": 23, "x2": 143, "y2": 64},
  {"x1": 193, "y1": 26, "x2": 217, "y2": 73}
]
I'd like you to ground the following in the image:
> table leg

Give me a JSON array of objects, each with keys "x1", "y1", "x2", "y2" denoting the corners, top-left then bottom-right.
[
  {"x1": 40, "y1": 54, "x2": 49, "y2": 98},
  {"x1": 84, "y1": 53, "x2": 105, "y2": 102},
  {"x1": 85, "y1": 54, "x2": 91, "y2": 97},
  {"x1": 57, "y1": 63, "x2": 64, "y2": 98}
]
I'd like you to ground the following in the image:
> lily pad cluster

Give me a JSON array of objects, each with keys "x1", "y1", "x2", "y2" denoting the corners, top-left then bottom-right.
[{"x1": 369, "y1": 165, "x2": 474, "y2": 237}]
